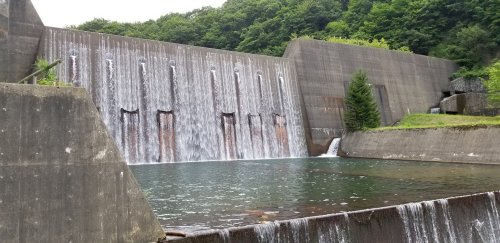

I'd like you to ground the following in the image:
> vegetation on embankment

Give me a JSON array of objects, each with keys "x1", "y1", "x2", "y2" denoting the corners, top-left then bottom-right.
[
  {"x1": 74, "y1": 0, "x2": 499, "y2": 79},
  {"x1": 374, "y1": 114, "x2": 500, "y2": 130}
]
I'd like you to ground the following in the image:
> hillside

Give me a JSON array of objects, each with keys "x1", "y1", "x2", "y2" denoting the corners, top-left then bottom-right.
[{"x1": 75, "y1": 0, "x2": 499, "y2": 77}]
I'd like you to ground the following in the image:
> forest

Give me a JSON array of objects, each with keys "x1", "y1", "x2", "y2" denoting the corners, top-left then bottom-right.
[{"x1": 75, "y1": 0, "x2": 499, "y2": 78}]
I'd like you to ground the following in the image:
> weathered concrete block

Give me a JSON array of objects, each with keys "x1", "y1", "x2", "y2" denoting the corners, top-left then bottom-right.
[
  {"x1": 450, "y1": 77, "x2": 486, "y2": 94},
  {"x1": 0, "y1": 83, "x2": 165, "y2": 242},
  {"x1": 440, "y1": 93, "x2": 488, "y2": 114},
  {"x1": 0, "y1": 0, "x2": 43, "y2": 83}
]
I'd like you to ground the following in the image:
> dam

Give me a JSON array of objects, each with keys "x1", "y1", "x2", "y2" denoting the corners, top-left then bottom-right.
[
  {"x1": 39, "y1": 27, "x2": 308, "y2": 164},
  {"x1": 2, "y1": 1, "x2": 500, "y2": 243}
]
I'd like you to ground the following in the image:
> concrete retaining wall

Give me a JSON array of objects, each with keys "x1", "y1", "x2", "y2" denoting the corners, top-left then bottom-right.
[
  {"x1": 340, "y1": 126, "x2": 500, "y2": 164},
  {"x1": 166, "y1": 191, "x2": 500, "y2": 242},
  {"x1": 284, "y1": 39, "x2": 458, "y2": 152},
  {"x1": 0, "y1": 83, "x2": 164, "y2": 242}
]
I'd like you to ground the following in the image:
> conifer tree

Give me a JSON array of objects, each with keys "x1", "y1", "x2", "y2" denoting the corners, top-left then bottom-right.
[{"x1": 344, "y1": 70, "x2": 380, "y2": 131}]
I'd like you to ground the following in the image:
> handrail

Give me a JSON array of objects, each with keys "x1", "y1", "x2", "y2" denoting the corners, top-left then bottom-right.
[{"x1": 17, "y1": 59, "x2": 62, "y2": 84}]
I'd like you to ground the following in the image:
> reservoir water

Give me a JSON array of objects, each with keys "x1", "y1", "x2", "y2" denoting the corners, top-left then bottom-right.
[{"x1": 130, "y1": 157, "x2": 500, "y2": 233}]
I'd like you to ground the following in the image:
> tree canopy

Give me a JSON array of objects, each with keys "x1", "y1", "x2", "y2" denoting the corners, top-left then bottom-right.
[{"x1": 75, "y1": 0, "x2": 499, "y2": 76}]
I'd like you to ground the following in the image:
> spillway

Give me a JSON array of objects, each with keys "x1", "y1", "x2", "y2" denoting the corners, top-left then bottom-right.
[{"x1": 40, "y1": 27, "x2": 307, "y2": 164}]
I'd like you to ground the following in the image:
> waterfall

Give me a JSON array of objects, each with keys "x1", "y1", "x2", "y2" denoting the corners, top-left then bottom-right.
[
  {"x1": 397, "y1": 203, "x2": 429, "y2": 243},
  {"x1": 484, "y1": 192, "x2": 500, "y2": 241},
  {"x1": 219, "y1": 229, "x2": 231, "y2": 243},
  {"x1": 159, "y1": 192, "x2": 500, "y2": 242},
  {"x1": 320, "y1": 138, "x2": 341, "y2": 157},
  {"x1": 255, "y1": 221, "x2": 281, "y2": 243},
  {"x1": 437, "y1": 199, "x2": 457, "y2": 243},
  {"x1": 396, "y1": 195, "x2": 500, "y2": 243},
  {"x1": 41, "y1": 27, "x2": 308, "y2": 164},
  {"x1": 69, "y1": 51, "x2": 79, "y2": 86}
]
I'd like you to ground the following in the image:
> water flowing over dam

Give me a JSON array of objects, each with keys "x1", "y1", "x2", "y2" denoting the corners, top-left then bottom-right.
[{"x1": 40, "y1": 27, "x2": 307, "y2": 164}]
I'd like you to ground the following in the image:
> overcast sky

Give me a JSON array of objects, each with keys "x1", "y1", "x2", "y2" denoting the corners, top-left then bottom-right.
[{"x1": 31, "y1": 0, "x2": 227, "y2": 28}]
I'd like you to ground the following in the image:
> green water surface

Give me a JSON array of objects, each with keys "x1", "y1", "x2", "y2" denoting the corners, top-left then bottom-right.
[{"x1": 130, "y1": 157, "x2": 500, "y2": 232}]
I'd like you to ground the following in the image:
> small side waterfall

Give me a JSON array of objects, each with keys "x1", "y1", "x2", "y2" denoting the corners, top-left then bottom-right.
[{"x1": 320, "y1": 138, "x2": 341, "y2": 157}]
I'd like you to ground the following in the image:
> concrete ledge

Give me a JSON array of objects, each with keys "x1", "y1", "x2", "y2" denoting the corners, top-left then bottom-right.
[
  {"x1": 0, "y1": 84, "x2": 164, "y2": 242},
  {"x1": 340, "y1": 127, "x2": 500, "y2": 164},
  {"x1": 167, "y1": 191, "x2": 500, "y2": 242}
]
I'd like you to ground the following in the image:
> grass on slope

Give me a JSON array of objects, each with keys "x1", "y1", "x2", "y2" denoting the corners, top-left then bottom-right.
[{"x1": 375, "y1": 114, "x2": 500, "y2": 130}]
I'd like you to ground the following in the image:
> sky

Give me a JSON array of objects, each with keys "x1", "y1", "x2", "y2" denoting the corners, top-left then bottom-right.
[{"x1": 31, "y1": 0, "x2": 227, "y2": 28}]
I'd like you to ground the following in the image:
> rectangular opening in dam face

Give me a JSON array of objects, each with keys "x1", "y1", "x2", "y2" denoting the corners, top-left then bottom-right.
[
  {"x1": 248, "y1": 114, "x2": 264, "y2": 158},
  {"x1": 130, "y1": 158, "x2": 500, "y2": 233},
  {"x1": 157, "y1": 110, "x2": 175, "y2": 162},
  {"x1": 222, "y1": 113, "x2": 237, "y2": 160},
  {"x1": 274, "y1": 115, "x2": 290, "y2": 157}
]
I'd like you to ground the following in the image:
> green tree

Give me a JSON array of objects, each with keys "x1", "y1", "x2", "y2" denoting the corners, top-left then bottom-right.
[
  {"x1": 485, "y1": 61, "x2": 500, "y2": 107},
  {"x1": 430, "y1": 25, "x2": 496, "y2": 69},
  {"x1": 344, "y1": 70, "x2": 380, "y2": 131},
  {"x1": 74, "y1": 0, "x2": 499, "y2": 66}
]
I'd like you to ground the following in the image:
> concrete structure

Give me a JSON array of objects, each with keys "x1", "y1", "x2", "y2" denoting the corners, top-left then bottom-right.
[
  {"x1": 0, "y1": 1, "x2": 8, "y2": 48},
  {"x1": 340, "y1": 126, "x2": 500, "y2": 164},
  {"x1": 0, "y1": 0, "x2": 44, "y2": 83},
  {"x1": 0, "y1": 1, "x2": 462, "y2": 159},
  {"x1": 0, "y1": 83, "x2": 164, "y2": 242},
  {"x1": 39, "y1": 27, "x2": 307, "y2": 163},
  {"x1": 284, "y1": 39, "x2": 457, "y2": 153},
  {"x1": 450, "y1": 77, "x2": 486, "y2": 94},
  {"x1": 165, "y1": 191, "x2": 500, "y2": 242},
  {"x1": 0, "y1": 0, "x2": 9, "y2": 82},
  {"x1": 440, "y1": 93, "x2": 488, "y2": 115}
]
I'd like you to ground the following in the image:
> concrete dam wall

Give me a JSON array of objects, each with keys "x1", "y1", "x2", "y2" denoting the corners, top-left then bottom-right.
[
  {"x1": 0, "y1": 83, "x2": 164, "y2": 242},
  {"x1": 39, "y1": 27, "x2": 307, "y2": 163},
  {"x1": 167, "y1": 191, "x2": 500, "y2": 242},
  {"x1": 1, "y1": 1, "x2": 462, "y2": 161},
  {"x1": 340, "y1": 126, "x2": 500, "y2": 164},
  {"x1": 284, "y1": 39, "x2": 458, "y2": 150}
]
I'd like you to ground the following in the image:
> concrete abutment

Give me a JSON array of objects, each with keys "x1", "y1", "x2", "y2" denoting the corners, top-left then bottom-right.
[{"x1": 0, "y1": 83, "x2": 165, "y2": 242}]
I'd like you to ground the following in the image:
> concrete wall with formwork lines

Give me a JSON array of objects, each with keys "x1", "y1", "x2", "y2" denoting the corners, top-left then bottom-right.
[
  {"x1": 0, "y1": 0, "x2": 44, "y2": 83},
  {"x1": 284, "y1": 39, "x2": 458, "y2": 154},
  {"x1": 340, "y1": 126, "x2": 500, "y2": 164},
  {"x1": 0, "y1": 83, "x2": 165, "y2": 242}
]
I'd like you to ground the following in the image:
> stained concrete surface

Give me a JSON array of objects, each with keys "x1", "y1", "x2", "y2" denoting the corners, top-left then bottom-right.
[
  {"x1": 0, "y1": 83, "x2": 165, "y2": 242},
  {"x1": 440, "y1": 93, "x2": 488, "y2": 114},
  {"x1": 284, "y1": 39, "x2": 458, "y2": 152},
  {"x1": 341, "y1": 126, "x2": 500, "y2": 164},
  {"x1": 39, "y1": 27, "x2": 307, "y2": 163},
  {"x1": 0, "y1": 0, "x2": 44, "y2": 83}
]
